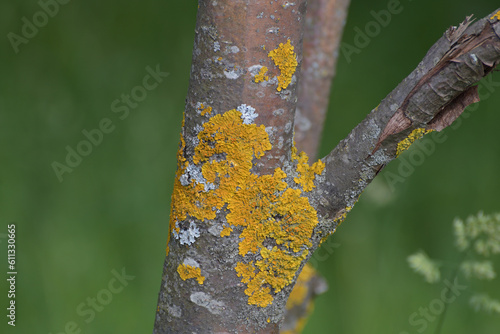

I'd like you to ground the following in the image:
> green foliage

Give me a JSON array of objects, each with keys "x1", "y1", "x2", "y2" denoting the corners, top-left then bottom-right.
[
  {"x1": 407, "y1": 250, "x2": 441, "y2": 283},
  {"x1": 454, "y1": 212, "x2": 500, "y2": 256},
  {"x1": 460, "y1": 260, "x2": 496, "y2": 280},
  {"x1": 408, "y1": 212, "x2": 500, "y2": 317},
  {"x1": 470, "y1": 294, "x2": 500, "y2": 314}
]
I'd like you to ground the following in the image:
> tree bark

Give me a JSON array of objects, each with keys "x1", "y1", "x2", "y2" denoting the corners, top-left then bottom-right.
[
  {"x1": 294, "y1": 0, "x2": 351, "y2": 161},
  {"x1": 154, "y1": 1, "x2": 309, "y2": 333},
  {"x1": 154, "y1": 3, "x2": 500, "y2": 333}
]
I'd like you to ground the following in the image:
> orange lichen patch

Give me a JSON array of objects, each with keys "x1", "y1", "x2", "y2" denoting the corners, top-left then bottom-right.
[
  {"x1": 396, "y1": 128, "x2": 433, "y2": 157},
  {"x1": 254, "y1": 66, "x2": 269, "y2": 83},
  {"x1": 220, "y1": 226, "x2": 232, "y2": 237},
  {"x1": 166, "y1": 133, "x2": 187, "y2": 256},
  {"x1": 491, "y1": 10, "x2": 500, "y2": 20},
  {"x1": 291, "y1": 148, "x2": 325, "y2": 192},
  {"x1": 268, "y1": 39, "x2": 298, "y2": 91},
  {"x1": 235, "y1": 261, "x2": 257, "y2": 284},
  {"x1": 319, "y1": 235, "x2": 329, "y2": 245},
  {"x1": 286, "y1": 279, "x2": 307, "y2": 309},
  {"x1": 168, "y1": 108, "x2": 324, "y2": 307},
  {"x1": 286, "y1": 263, "x2": 316, "y2": 310},
  {"x1": 198, "y1": 103, "x2": 213, "y2": 116},
  {"x1": 282, "y1": 264, "x2": 317, "y2": 334},
  {"x1": 201, "y1": 106, "x2": 212, "y2": 116},
  {"x1": 177, "y1": 264, "x2": 205, "y2": 284},
  {"x1": 237, "y1": 247, "x2": 309, "y2": 307},
  {"x1": 168, "y1": 108, "x2": 272, "y2": 242}
]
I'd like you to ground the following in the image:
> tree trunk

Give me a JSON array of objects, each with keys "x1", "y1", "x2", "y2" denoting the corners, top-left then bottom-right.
[
  {"x1": 154, "y1": 1, "x2": 309, "y2": 332},
  {"x1": 153, "y1": 2, "x2": 500, "y2": 332}
]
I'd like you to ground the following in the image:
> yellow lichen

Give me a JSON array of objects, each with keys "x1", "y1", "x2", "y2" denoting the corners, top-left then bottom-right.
[
  {"x1": 199, "y1": 103, "x2": 212, "y2": 116},
  {"x1": 319, "y1": 235, "x2": 329, "y2": 245},
  {"x1": 283, "y1": 266, "x2": 316, "y2": 334},
  {"x1": 268, "y1": 39, "x2": 298, "y2": 91},
  {"x1": 254, "y1": 66, "x2": 269, "y2": 83},
  {"x1": 166, "y1": 126, "x2": 187, "y2": 256},
  {"x1": 396, "y1": 128, "x2": 433, "y2": 157},
  {"x1": 491, "y1": 10, "x2": 500, "y2": 20},
  {"x1": 220, "y1": 226, "x2": 232, "y2": 237},
  {"x1": 286, "y1": 263, "x2": 316, "y2": 310},
  {"x1": 168, "y1": 108, "x2": 324, "y2": 307},
  {"x1": 292, "y1": 148, "x2": 325, "y2": 192},
  {"x1": 202, "y1": 106, "x2": 212, "y2": 116},
  {"x1": 177, "y1": 264, "x2": 205, "y2": 284}
]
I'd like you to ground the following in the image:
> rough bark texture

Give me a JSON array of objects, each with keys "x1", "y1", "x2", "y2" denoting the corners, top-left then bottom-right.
[
  {"x1": 154, "y1": 4, "x2": 500, "y2": 333},
  {"x1": 154, "y1": 1, "x2": 308, "y2": 333}
]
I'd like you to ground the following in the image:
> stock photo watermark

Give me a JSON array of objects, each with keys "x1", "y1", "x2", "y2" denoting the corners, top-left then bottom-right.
[
  {"x1": 51, "y1": 64, "x2": 169, "y2": 182},
  {"x1": 383, "y1": 75, "x2": 500, "y2": 191},
  {"x1": 48, "y1": 267, "x2": 135, "y2": 334},
  {"x1": 7, "y1": 0, "x2": 72, "y2": 54},
  {"x1": 340, "y1": 0, "x2": 413, "y2": 64},
  {"x1": 399, "y1": 277, "x2": 467, "y2": 334},
  {"x1": 4, "y1": 223, "x2": 17, "y2": 327}
]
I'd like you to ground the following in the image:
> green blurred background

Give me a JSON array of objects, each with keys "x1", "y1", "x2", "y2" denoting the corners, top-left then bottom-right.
[{"x1": 1, "y1": 0, "x2": 499, "y2": 333}]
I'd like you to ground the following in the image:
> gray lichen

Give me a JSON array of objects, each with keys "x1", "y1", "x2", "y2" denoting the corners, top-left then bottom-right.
[
  {"x1": 190, "y1": 292, "x2": 226, "y2": 315},
  {"x1": 237, "y1": 104, "x2": 258, "y2": 124}
]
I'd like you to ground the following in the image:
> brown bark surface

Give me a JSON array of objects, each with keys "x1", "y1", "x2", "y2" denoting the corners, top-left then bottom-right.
[
  {"x1": 154, "y1": 1, "x2": 308, "y2": 333},
  {"x1": 294, "y1": 0, "x2": 351, "y2": 160}
]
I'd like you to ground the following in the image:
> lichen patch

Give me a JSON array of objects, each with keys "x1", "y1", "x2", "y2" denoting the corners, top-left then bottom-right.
[
  {"x1": 396, "y1": 128, "x2": 433, "y2": 157},
  {"x1": 167, "y1": 107, "x2": 325, "y2": 308},
  {"x1": 190, "y1": 292, "x2": 225, "y2": 315},
  {"x1": 291, "y1": 145, "x2": 325, "y2": 192},
  {"x1": 255, "y1": 66, "x2": 269, "y2": 83},
  {"x1": 268, "y1": 39, "x2": 298, "y2": 91},
  {"x1": 177, "y1": 263, "x2": 205, "y2": 284}
]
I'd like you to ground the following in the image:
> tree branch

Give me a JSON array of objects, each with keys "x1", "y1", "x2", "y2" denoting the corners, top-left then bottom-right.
[{"x1": 310, "y1": 10, "x2": 500, "y2": 233}]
